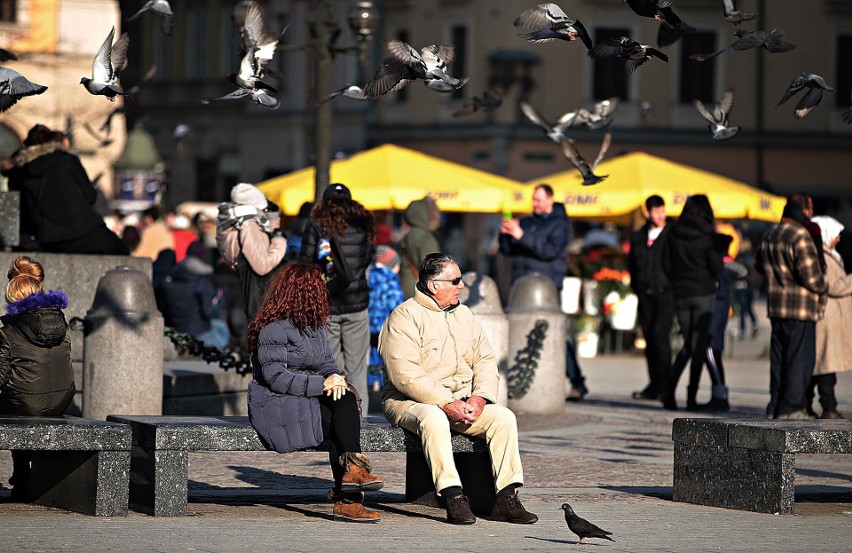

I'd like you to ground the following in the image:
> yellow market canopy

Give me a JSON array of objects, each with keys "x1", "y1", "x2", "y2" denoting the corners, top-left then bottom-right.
[
  {"x1": 257, "y1": 144, "x2": 530, "y2": 215},
  {"x1": 525, "y1": 152, "x2": 786, "y2": 222}
]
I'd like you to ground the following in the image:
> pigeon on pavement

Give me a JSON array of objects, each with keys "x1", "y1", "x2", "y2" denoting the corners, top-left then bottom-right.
[
  {"x1": 777, "y1": 73, "x2": 834, "y2": 119},
  {"x1": 453, "y1": 87, "x2": 504, "y2": 117},
  {"x1": 80, "y1": 27, "x2": 130, "y2": 101},
  {"x1": 513, "y1": 3, "x2": 593, "y2": 51},
  {"x1": 561, "y1": 503, "x2": 615, "y2": 545},
  {"x1": 694, "y1": 89, "x2": 741, "y2": 140},
  {"x1": 0, "y1": 67, "x2": 48, "y2": 113},
  {"x1": 589, "y1": 36, "x2": 668, "y2": 75},
  {"x1": 624, "y1": 0, "x2": 683, "y2": 27},
  {"x1": 690, "y1": 29, "x2": 795, "y2": 61},
  {"x1": 560, "y1": 133, "x2": 610, "y2": 186},
  {"x1": 126, "y1": 0, "x2": 174, "y2": 35},
  {"x1": 722, "y1": 0, "x2": 755, "y2": 25}
]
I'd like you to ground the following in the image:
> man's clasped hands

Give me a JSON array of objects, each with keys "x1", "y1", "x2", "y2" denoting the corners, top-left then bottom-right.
[{"x1": 442, "y1": 396, "x2": 486, "y2": 425}]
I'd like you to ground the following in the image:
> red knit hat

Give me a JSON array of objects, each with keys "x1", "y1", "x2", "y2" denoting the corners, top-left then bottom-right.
[{"x1": 375, "y1": 245, "x2": 400, "y2": 271}]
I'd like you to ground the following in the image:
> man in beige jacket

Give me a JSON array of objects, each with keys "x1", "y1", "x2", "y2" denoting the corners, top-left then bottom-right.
[{"x1": 378, "y1": 253, "x2": 537, "y2": 526}]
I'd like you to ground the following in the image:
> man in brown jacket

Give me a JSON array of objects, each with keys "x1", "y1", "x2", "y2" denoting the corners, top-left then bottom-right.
[
  {"x1": 756, "y1": 198, "x2": 828, "y2": 419},
  {"x1": 378, "y1": 253, "x2": 537, "y2": 526}
]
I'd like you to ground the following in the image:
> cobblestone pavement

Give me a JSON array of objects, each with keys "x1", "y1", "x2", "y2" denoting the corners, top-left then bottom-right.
[{"x1": 1, "y1": 324, "x2": 850, "y2": 552}]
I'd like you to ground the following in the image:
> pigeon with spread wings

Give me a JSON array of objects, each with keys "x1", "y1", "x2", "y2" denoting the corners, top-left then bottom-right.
[
  {"x1": 690, "y1": 29, "x2": 795, "y2": 61},
  {"x1": 453, "y1": 87, "x2": 504, "y2": 117},
  {"x1": 559, "y1": 133, "x2": 610, "y2": 186},
  {"x1": 0, "y1": 67, "x2": 47, "y2": 113},
  {"x1": 588, "y1": 36, "x2": 668, "y2": 75},
  {"x1": 126, "y1": 0, "x2": 174, "y2": 35},
  {"x1": 624, "y1": 0, "x2": 683, "y2": 27},
  {"x1": 519, "y1": 100, "x2": 577, "y2": 144},
  {"x1": 513, "y1": 3, "x2": 593, "y2": 51},
  {"x1": 694, "y1": 89, "x2": 741, "y2": 140},
  {"x1": 80, "y1": 27, "x2": 130, "y2": 101},
  {"x1": 363, "y1": 41, "x2": 466, "y2": 99},
  {"x1": 777, "y1": 73, "x2": 834, "y2": 119},
  {"x1": 233, "y1": 1, "x2": 285, "y2": 81}
]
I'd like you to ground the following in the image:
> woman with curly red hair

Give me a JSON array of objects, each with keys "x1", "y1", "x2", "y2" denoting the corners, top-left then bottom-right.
[{"x1": 246, "y1": 261, "x2": 384, "y2": 522}]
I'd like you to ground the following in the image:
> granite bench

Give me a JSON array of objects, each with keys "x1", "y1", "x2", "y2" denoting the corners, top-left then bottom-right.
[
  {"x1": 0, "y1": 415, "x2": 131, "y2": 516},
  {"x1": 106, "y1": 415, "x2": 494, "y2": 517},
  {"x1": 672, "y1": 418, "x2": 852, "y2": 514}
]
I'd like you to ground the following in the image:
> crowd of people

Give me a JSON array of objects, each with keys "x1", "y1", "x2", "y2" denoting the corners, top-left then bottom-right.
[{"x1": 2, "y1": 124, "x2": 850, "y2": 519}]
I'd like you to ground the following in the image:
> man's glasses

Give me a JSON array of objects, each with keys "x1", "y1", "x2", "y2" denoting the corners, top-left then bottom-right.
[{"x1": 432, "y1": 277, "x2": 463, "y2": 286}]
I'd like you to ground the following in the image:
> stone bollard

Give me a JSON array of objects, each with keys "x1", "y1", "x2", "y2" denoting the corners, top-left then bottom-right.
[
  {"x1": 460, "y1": 272, "x2": 509, "y2": 406},
  {"x1": 83, "y1": 267, "x2": 163, "y2": 420},
  {"x1": 505, "y1": 273, "x2": 566, "y2": 414}
]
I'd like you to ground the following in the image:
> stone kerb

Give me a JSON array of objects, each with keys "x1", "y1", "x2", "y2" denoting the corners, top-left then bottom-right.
[{"x1": 0, "y1": 252, "x2": 152, "y2": 361}]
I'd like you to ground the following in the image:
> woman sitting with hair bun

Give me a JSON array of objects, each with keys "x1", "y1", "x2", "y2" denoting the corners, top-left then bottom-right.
[{"x1": 0, "y1": 256, "x2": 75, "y2": 500}]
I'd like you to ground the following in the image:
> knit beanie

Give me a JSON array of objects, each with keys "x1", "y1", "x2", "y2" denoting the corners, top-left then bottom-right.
[
  {"x1": 375, "y1": 245, "x2": 401, "y2": 272},
  {"x1": 231, "y1": 183, "x2": 269, "y2": 210}
]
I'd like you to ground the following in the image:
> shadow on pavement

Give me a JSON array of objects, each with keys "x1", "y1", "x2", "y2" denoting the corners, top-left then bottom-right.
[{"x1": 600, "y1": 486, "x2": 673, "y2": 500}]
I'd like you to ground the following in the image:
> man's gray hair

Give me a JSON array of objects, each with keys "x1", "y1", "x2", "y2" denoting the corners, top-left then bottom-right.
[{"x1": 416, "y1": 253, "x2": 458, "y2": 295}]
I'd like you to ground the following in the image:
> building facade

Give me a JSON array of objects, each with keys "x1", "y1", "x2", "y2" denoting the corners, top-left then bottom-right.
[{"x1": 120, "y1": 0, "x2": 851, "y2": 210}]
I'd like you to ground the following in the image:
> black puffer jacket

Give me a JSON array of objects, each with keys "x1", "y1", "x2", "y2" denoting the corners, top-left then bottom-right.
[
  {"x1": 666, "y1": 214, "x2": 724, "y2": 299},
  {"x1": 0, "y1": 290, "x2": 75, "y2": 416},
  {"x1": 299, "y1": 217, "x2": 375, "y2": 315},
  {"x1": 6, "y1": 143, "x2": 107, "y2": 245}
]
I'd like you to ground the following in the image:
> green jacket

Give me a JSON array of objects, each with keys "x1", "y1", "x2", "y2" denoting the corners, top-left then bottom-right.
[{"x1": 399, "y1": 199, "x2": 440, "y2": 298}]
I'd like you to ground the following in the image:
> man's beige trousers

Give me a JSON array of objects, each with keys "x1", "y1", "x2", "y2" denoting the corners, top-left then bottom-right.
[{"x1": 396, "y1": 403, "x2": 524, "y2": 494}]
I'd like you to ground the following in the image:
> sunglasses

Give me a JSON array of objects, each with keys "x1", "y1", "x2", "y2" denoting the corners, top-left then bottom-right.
[{"x1": 432, "y1": 276, "x2": 463, "y2": 286}]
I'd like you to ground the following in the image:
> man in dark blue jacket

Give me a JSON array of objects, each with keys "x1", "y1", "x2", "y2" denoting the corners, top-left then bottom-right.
[{"x1": 499, "y1": 184, "x2": 587, "y2": 400}]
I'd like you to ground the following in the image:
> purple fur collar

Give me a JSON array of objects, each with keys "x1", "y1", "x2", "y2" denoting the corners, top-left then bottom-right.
[{"x1": 6, "y1": 290, "x2": 68, "y2": 316}]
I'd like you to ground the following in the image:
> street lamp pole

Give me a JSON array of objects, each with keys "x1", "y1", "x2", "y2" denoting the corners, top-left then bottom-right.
[{"x1": 309, "y1": 1, "x2": 378, "y2": 203}]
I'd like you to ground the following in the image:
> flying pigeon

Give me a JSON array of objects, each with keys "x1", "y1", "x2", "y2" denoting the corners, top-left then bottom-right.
[
  {"x1": 561, "y1": 98, "x2": 619, "y2": 130},
  {"x1": 363, "y1": 41, "x2": 466, "y2": 99},
  {"x1": 0, "y1": 67, "x2": 48, "y2": 113},
  {"x1": 690, "y1": 29, "x2": 795, "y2": 61},
  {"x1": 513, "y1": 3, "x2": 593, "y2": 51},
  {"x1": 82, "y1": 106, "x2": 126, "y2": 147},
  {"x1": 656, "y1": 19, "x2": 697, "y2": 47},
  {"x1": 318, "y1": 84, "x2": 368, "y2": 104},
  {"x1": 560, "y1": 133, "x2": 610, "y2": 186},
  {"x1": 453, "y1": 87, "x2": 504, "y2": 117},
  {"x1": 777, "y1": 73, "x2": 834, "y2": 119},
  {"x1": 722, "y1": 0, "x2": 755, "y2": 25},
  {"x1": 694, "y1": 89, "x2": 741, "y2": 140},
  {"x1": 126, "y1": 0, "x2": 174, "y2": 35},
  {"x1": 519, "y1": 100, "x2": 577, "y2": 143},
  {"x1": 80, "y1": 27, "x2": 130, "y2": 101},
  {"x1": 624, "y1": 0, "x2": 683, "y2": 27},
  {"x1": 588, "y1": 36, "x2": 668, "y2": 75},
  {"x1": 561, "y1": 503, "x2": 615, "y2": 545},
  {"x1": 0, "y1": 48, "x2": 17, "y2": 62},
  {"x1": 233, "y1": 1, "x2": 285, "y2": 81},
  {"x1": 202, "y1": 87, "x2": 280, "y2": 109},
  {"x1": 228, "y1": 46, "x2": 278, "y2": 94}
]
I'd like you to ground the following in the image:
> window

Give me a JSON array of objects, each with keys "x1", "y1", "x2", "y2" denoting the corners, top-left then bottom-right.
[
  {"x1": 450, "y1": 25, "x2": 467, "y2": 99},
  {"x1": 153, "y1": 27, "x2": 173, "y2": 81},
  {"x1": 680, "y1": 31, "x2": 716, "y2": 103},
  {"x1": 837, "y1": 35, "x2": 852, "y2": 107},
  {"x1": 186, "y1": 7, "x2": 207, "y2": 79},
  {"x1": 395, "y1": 29, "x2": 409, "y2": 103},
  {"x1": 592, "y1": 28, "x2": 630, "y2": 101},
  {"x1": 0, "y1": 0, "x2": 15, "y2": 23}
]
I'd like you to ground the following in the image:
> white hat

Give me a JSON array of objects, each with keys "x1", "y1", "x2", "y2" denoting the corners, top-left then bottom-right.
[
  {"x1": 171, "y1": 214, "x2": 191, "y2": 230},
  {"x1": 230, "y1": 183, "x2": 268, "y2": 210}
]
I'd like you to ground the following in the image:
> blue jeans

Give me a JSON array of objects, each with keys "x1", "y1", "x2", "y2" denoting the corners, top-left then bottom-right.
[{"x1": 195, "y1": 319, "x2": 229, "y2": 350}]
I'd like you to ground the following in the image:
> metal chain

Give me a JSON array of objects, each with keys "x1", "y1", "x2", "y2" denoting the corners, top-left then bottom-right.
[{"x1": 507, "y1": 320, "x2": 549, "y2": 400}]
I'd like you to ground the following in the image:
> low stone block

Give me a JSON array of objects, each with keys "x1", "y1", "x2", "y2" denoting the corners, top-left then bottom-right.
[{"x1": 671, "y1": 418, "x2": 730, "y2": 447}]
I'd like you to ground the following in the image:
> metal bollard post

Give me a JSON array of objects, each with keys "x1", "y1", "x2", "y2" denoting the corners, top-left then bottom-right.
[
  {"x1": 505, "y1": 273, "x2": 566, "y2": 414},
  {"x1": 460, "y1": 272, "x2": 509, "y2": 406},
  {"x1": 82, "y1": 267, "x2": 163, "y2": 420}
]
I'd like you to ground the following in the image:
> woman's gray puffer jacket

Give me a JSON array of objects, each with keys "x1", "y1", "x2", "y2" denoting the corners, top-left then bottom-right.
[{"x1": 248, "y1": 319, "x2": 339, "y2": 453}]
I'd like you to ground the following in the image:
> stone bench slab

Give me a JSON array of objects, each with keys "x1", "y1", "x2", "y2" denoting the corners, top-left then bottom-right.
[
  {"x1": 0, "y1": 416, "x2": 130, "y2": 517},
  {"x1": 672, "y1": 418, "x2": 852, "y2": 514},
  {"x1": 106, "y1": 414, "x2": 493, "y2": 516}
]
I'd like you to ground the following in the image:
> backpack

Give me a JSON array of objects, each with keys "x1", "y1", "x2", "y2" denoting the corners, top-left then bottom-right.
[{"x1": 311, "y1": 221, "x2": 355, "y2": 297}]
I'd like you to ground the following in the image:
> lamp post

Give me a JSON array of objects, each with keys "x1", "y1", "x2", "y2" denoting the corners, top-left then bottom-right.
[{"x1": 309, "y1": 1, "x2": 378, "y2": 202}]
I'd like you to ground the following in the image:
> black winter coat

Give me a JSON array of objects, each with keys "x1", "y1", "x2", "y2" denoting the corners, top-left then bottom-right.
[
  {"x1": 628, "y1": 222, "x2": 672, "y2": 295},
  {"x1": 159, "y1": 259, "x2": 215, "y2": 337},
  {"x1": 248, "y1": 319, "x2": 339, "y2": 453},
  {"x1": 299, "y1": 218, "x2": 374, "y2": 315},
  {"x1": 499, "y1": 203, "x2": 570, "y2": 291},
  {"x1": 0, "y1": 290, "x2": 75, "y2": 416},
  {"x1": 6, "y1": 143, "x2": 108, "y2": 245},
  {"x1": 666, "y1": 214, "x2": 724, "y2": 299}
]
